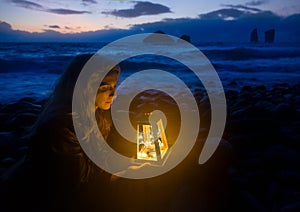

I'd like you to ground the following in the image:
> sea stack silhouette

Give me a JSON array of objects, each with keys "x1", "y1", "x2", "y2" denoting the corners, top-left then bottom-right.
[
  {"x1": 143, "y1": 30, "x2": 174, "y2": 45},
  {"x1": 265, "y1": 29, "x2": 275, "y2": 43},
  {"x1": 178, "y1": 34, "x2": 191, "y2": 43},
  {"x1": 250, "y1": 28, "x2": 259, "y2": 43}
]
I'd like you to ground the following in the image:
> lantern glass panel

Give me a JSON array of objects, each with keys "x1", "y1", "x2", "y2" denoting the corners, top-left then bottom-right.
[{"x1": 137, "y1": 119, "x2": 168, "y2": 161}]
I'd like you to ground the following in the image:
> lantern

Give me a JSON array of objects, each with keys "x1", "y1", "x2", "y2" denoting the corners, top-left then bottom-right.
[{"x1": 137, "y1": 114, "x2": 169, "y2": 163}]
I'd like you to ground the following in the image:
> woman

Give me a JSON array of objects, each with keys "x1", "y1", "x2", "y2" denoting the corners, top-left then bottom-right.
[
  {"x1": 4, "y1": 53, "x2": 231, "y2": 212},
  {"x1": 28, "y1": 53, "x2": 120, "y2": 211}
]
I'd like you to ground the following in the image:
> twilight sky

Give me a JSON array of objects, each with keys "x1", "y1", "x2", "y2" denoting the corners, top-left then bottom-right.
[{"x1": 0, "y1": 0, "x2": 299, "y2": 42}]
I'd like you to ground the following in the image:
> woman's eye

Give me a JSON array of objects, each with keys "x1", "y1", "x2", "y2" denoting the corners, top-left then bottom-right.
[{"x1": 98, "y1": 85, "x2": 111, "y2": 92}]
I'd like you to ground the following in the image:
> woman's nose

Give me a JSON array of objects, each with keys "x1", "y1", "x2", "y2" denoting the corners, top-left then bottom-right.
[{"x1": 109, "y1": 87, "x2": 116, "y2": 97}]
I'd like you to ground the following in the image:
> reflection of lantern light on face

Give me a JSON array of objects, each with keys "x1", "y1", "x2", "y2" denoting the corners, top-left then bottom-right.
[{"x1": 137, "y1": 113, "x2": 168, "y2": 162}]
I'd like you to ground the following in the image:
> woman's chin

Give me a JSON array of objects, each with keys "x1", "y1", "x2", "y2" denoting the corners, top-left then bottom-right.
[{"x1": 102, "y1": 105, "x2": 111, "y2": 110}]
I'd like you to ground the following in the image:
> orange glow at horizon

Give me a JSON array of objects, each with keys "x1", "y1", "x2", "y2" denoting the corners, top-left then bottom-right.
[{"x1": 10, "y1": 23, "x2": 127, "y2": 34}]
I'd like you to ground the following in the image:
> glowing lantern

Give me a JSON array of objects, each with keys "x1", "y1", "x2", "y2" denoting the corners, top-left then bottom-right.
[{"x1": 137, "y1": 114, "x2": 168, "y2": 163}]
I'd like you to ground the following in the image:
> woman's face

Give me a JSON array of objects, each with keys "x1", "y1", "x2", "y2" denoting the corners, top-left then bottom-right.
[{"x1": 95, "y1": 73, "x2": 118, "y2": 110}]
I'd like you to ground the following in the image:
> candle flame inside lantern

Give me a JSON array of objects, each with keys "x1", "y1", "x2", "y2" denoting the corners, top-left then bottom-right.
[{"x1": 137, "y1": 118, "x2": 168, "y2": 161}]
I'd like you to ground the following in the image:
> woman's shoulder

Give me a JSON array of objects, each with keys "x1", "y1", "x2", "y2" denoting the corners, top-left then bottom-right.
[
  {"x1": 31, "y1": 112, "x2": 78, "y2": 150},
  {"x1": 38, "y1": 112, "x2": 73, "y2": 132}
]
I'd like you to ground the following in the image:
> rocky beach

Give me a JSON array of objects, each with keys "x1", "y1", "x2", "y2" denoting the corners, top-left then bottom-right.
[{"x1": 1, "y1": 80, "x2": 300, "y2": 211}]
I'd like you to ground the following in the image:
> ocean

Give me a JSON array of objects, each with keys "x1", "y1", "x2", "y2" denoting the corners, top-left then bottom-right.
[{"x1": 0, "y1": 42, "x2": 300, "y2": 104}]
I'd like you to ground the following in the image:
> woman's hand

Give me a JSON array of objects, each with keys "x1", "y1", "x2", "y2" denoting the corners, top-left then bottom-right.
[{"x1": 110, "y1": 161, "x2": 152, "y2": 182}]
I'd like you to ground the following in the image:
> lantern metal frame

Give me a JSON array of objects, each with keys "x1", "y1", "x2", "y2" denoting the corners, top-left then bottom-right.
[{"x1": 136, "y1": 118, "x2": 169, "y2": 165}]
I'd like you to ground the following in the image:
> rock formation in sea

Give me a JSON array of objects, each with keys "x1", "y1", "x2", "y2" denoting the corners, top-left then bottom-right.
[
  {"x1": 143, "y1": 30, "x2": 174, "y2": 45},
  {"x1": 265, "y1": 29, "x2": 275, "y2": 43},
  {"x1": 250, "y1": 28, "x2": 259, "y2": 43},
  {"x1": 178, "y1": 34, "x2": 191, "y2": 43}
]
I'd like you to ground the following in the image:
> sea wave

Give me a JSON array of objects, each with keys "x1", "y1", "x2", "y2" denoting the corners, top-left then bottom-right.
[
  {"x1": 1, "y1": 42, "x2": 300, "y2": 103},
  {"x1": 203, "y1": 47, "x2": 300, "y2": 61}
]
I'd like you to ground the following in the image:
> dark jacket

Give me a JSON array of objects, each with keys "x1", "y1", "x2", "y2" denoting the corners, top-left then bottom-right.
[{"x1": 29, "y1": 113, "x2": 112, "y2": 211}]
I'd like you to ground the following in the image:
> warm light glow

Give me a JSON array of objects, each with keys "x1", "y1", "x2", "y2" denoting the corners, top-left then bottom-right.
[{"x1": 137, "y1": 118, "x2": 168, "y2": 161}]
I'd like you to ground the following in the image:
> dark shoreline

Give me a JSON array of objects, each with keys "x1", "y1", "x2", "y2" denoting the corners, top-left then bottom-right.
[{"x1": 1, "y1": 82, "x2": 300, "y2": 211}]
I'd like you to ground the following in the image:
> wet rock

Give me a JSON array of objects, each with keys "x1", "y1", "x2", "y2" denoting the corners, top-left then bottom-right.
[
  {"x1": 0, "y1": 100, "x2": 42, "y2": 115},
  {"x1": 254, "y1": 85, "x2": 267, "y2": 91},
  {"x1": 228, "y1": 133, "x2": 281, "y2": 159},
  {"x1": 226, "y1": 118, "x2": 280, "y2": 136},
  {"x1": 237, "y1": 190, "x2": 266, "y2": 211},
  {"x1": 274, "y1": 82, "x2": 289, "y2": 88},
  {"x1": 6, "y1": 112, "x2": 38, "y2": 132},
  {"x1": 198, "y1": 96, "x2": 210, "y2": 112},
  {"x1": 239, "y1": 102, "x2": 273, "y2": 118},
  {"x1": 18, "y1": 97, "x2": 37, "y2": 103},
  {"x1": 17, "y1": 146, "x2": 29, "y2": 158},
  {"x1": 254, "y1": 100, "x2": 274, "y2": 112},
  {"x1": 0, "y1": 132, "x2": 19, "y2": 157},
  {"x1": 275, "y1": 170, "x2": 300, "y2": 188},
  {"x1": 200, "y1": 138, "x2": 233, "y2": 174},
  {"x1": 291, "y1": 84, "x2": 300, "y2": 95},
  {"x1": 281, "y1": 201, "x2": 300, "y2": 212},
  {"x1": 273, "y1": 103, "x2": 297, "y2": 121},
  {"x1": 0, "y1": 113, "x2": 11, "y2": 131},
  {"x1": 241, "y1": 85, "x2": 252, "y2": 93},
  {"x1": 226, "y1": 90, "x2": 239, "y2": 101},
  {"x1": 1, "y1": 157, "x2": 16, "y2": 168},
  {"x1": 193, "y1": 88, "x2": 204, "y2": 101},
  {"x1": 228, "y1": 81, "x2": 238, "y2": 86},
  {"x1": 234, "y1": 97, "x2": 252, "y2": 109},
  {"x1": 230, "y1": 177, "x2": 250, "y2": 189},
  {"x1": 262, "y1": 145, "x2": 300, "y2": 171}
]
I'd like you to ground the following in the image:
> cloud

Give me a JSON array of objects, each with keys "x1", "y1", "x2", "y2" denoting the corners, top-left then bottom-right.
[
  {"x1": 48, "y1": 25, "x2": 61, "y2": 29},
  {"x1": 109, "y1": 0, "x2": 130, "y2": 2},
  {"x1": 47, "y1": 8, "x2": 91, "y2": 15},
  {"x1": 1, "y1": 10, "x2": 300, "y2": 43},
  {"x1": 246, "y1": 0, "x2": 268, "y2": 6},
  {"x1": 130, "y1": 9, "x2": 300, "y2": 42},
  {"x1": 82, "y1": 0, "x2": 97, "y2": 4},
  {"x1": 199, "y1": 8, "x2": 247, "y2": 20},
  {"x1": 102, "y1": 1, "x2": 171, "y2": 18},
  {"x1": 42, "y1": 29, "x2": 61, "y2": 34},
  {"x1": 222, "y1": 4, "x2": 262, "y2": 13},
  {"x1": 9, "y1": 0, "x2": 91, "y2": 15},
  {"x1": 0, "y1": 21, "x2": 13, "y2": 32},
  {"x1": 10, "y1": 0, "x2": 44, "y2": 10}
]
